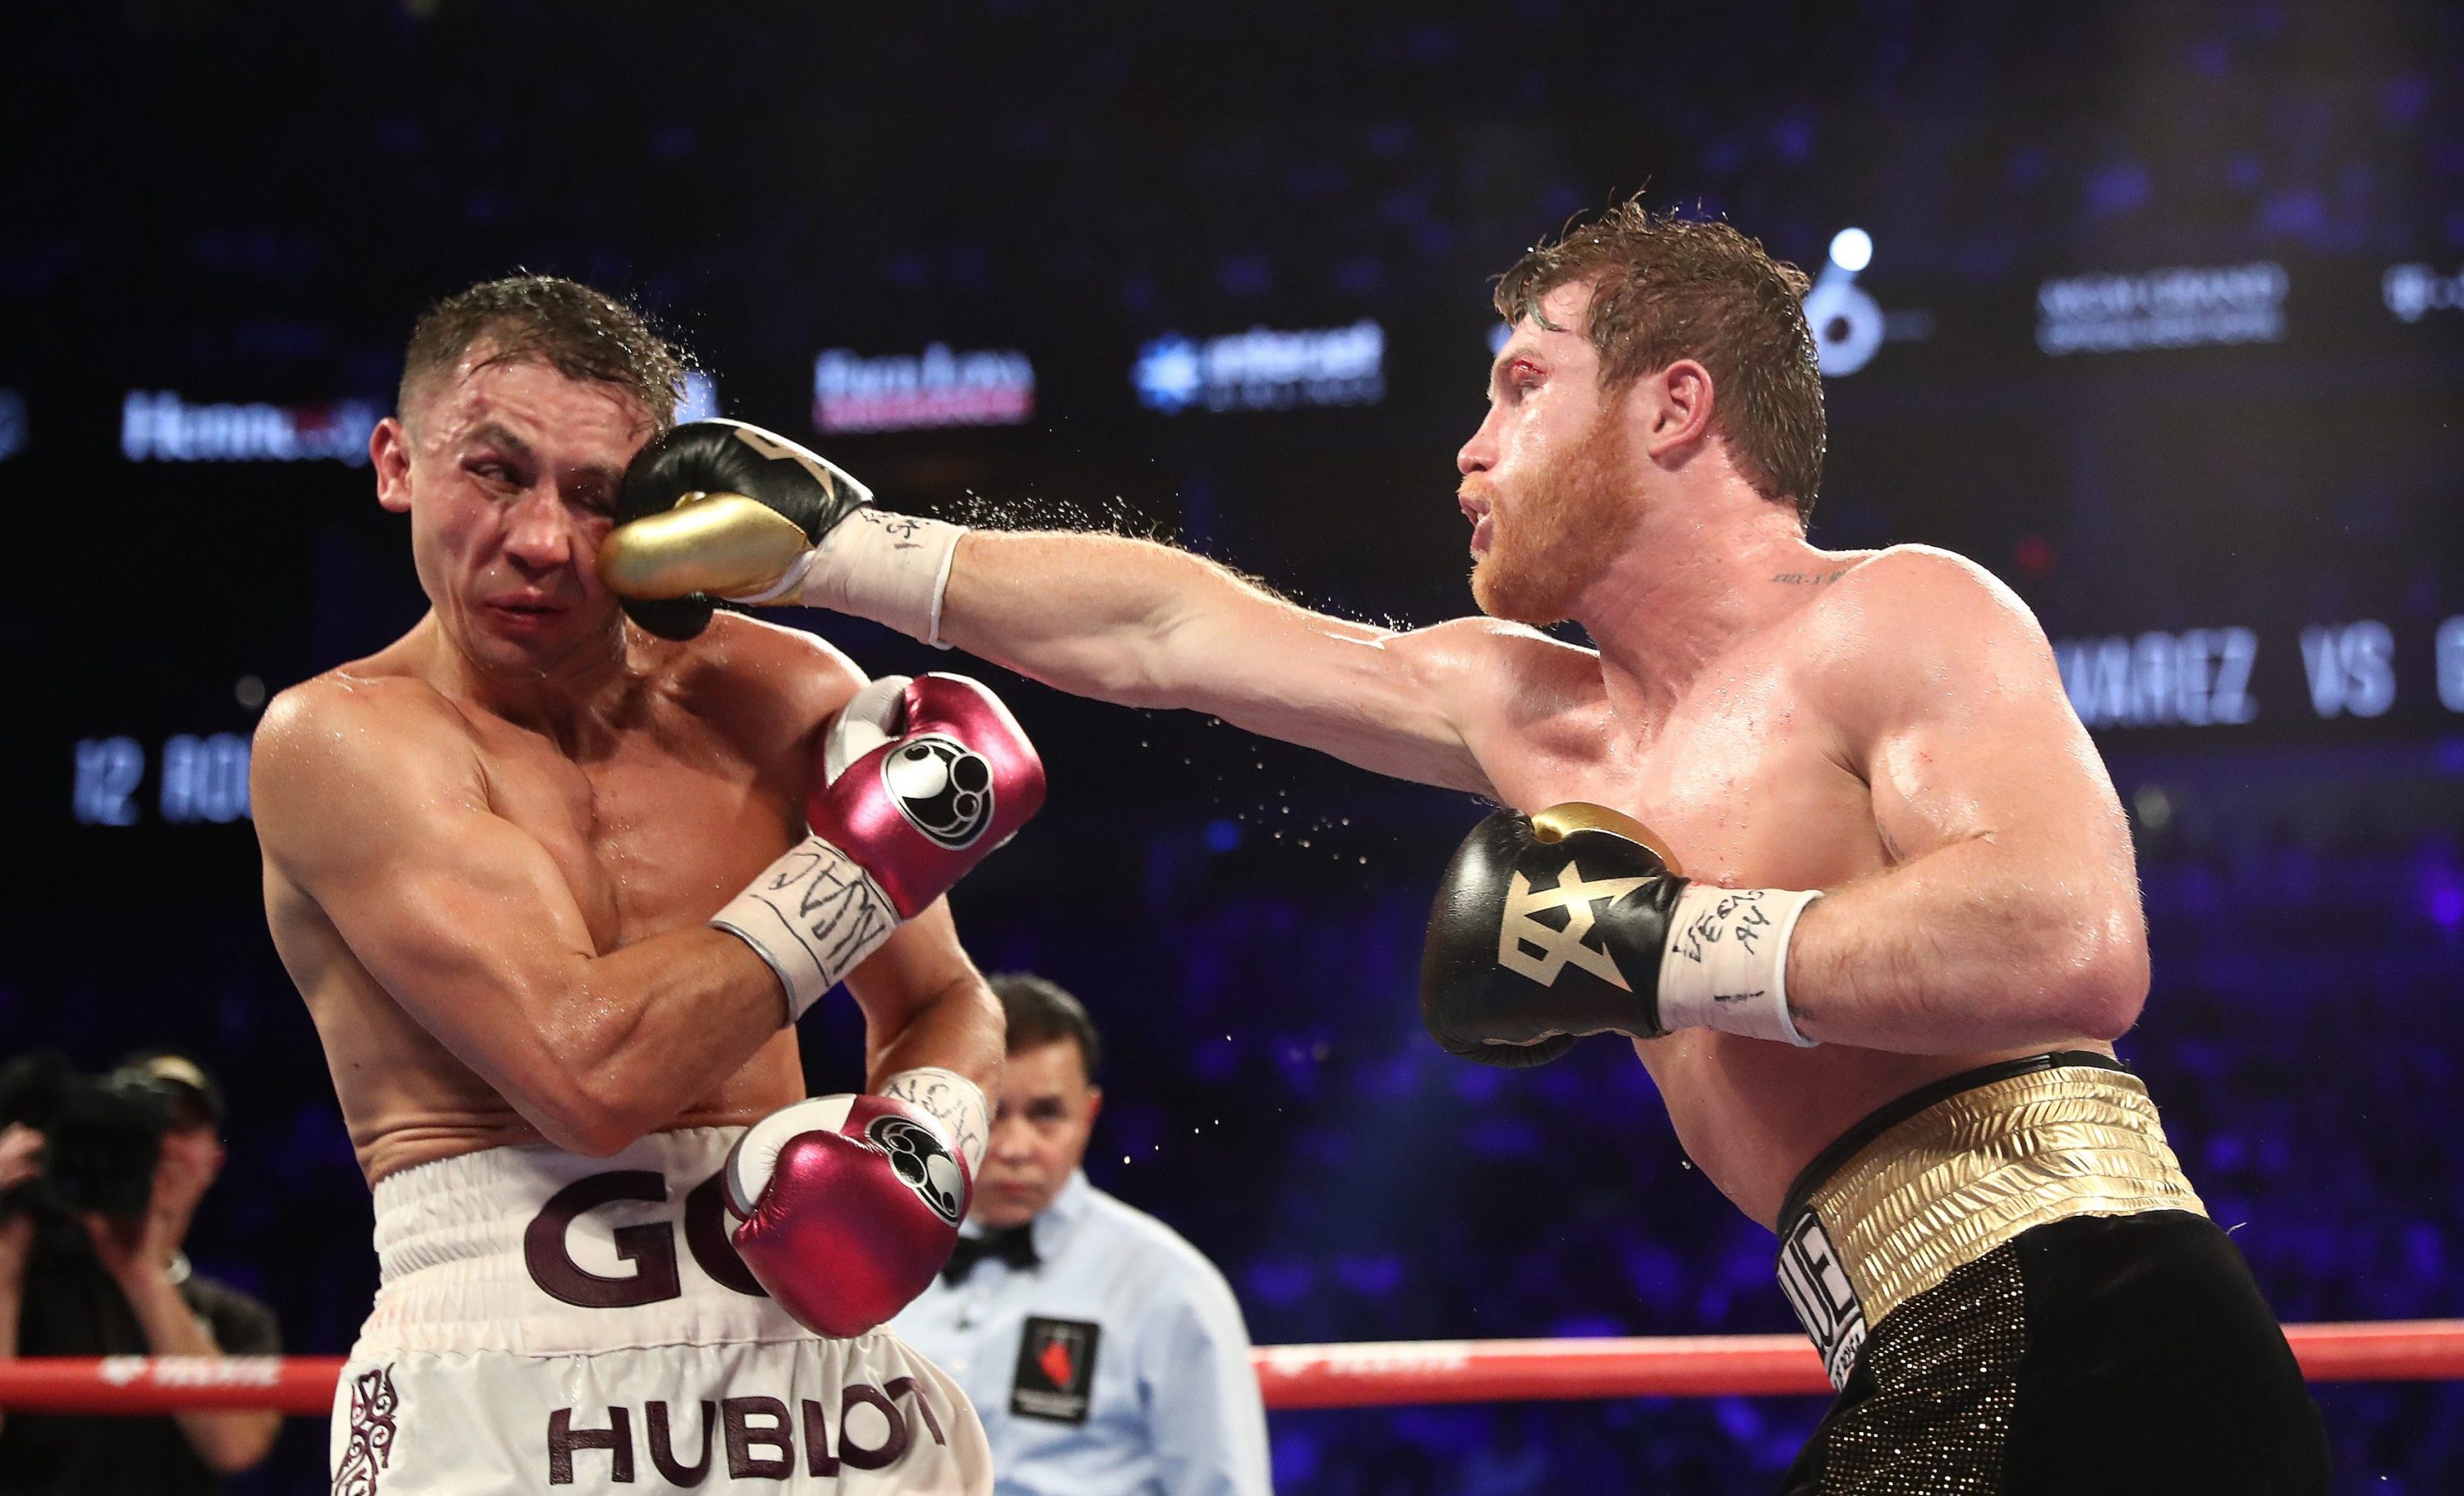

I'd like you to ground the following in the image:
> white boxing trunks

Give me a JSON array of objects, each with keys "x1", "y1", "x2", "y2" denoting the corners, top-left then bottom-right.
[{"x1": 329, "y1": 1127, "x2": 991, "y2": 1494}]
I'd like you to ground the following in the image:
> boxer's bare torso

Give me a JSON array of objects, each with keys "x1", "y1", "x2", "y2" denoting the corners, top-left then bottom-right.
[
  {"x1": 931, "y1": 519, "x2": 2131, "y2": 1231},
  {"x1": 1425, "y1": 549, "x2": 2103, "y2": 1227},
  {"x1": 260, "y1": 612, "x2": 857, "y2": 1183},
  {"x1": 909, "y1": 272, "x2": 2138, "y2": 1232}
]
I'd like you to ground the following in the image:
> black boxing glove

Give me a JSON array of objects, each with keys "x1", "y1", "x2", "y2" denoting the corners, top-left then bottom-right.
[
  {"x1": 599, "y1": 419, "x2": 967, "y2": 644},
  {"x1": 1419, "y1": 803, "x2": 1823, "y2": 1067}
]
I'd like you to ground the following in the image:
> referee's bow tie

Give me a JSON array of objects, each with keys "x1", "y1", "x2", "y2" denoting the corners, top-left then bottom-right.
[{"x1": 941, "y1": 1224, "x2": 1039, "y2": 1284}]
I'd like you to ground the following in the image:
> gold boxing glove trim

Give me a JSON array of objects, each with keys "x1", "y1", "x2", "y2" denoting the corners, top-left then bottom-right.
[
  {"x1": 597, "y1": 491, "x2": 813, "y2": 600},
  {"x1": 1529, "y1": 801, "x2": 1685, "y2": 874}
]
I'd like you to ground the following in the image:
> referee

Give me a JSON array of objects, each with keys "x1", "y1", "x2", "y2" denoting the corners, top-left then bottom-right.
[{"x1": 892, "y1": 974, "x2": 1271, "y2": 1496}]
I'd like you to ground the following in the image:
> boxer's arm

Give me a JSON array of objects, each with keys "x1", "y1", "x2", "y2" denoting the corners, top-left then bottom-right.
[
  {"x1": 1781, "y1": 548, "x2": 2149, "y2": 1052},
  {"x1": 840, "y1": 899, "x2": 1003, "y2": 1159},
  {"x1": 936, "y1": 530, "x2": 1503, "y2": 795},
  {"x1": 254, "y1": 681, "x2": 798, "y2": 1155}
]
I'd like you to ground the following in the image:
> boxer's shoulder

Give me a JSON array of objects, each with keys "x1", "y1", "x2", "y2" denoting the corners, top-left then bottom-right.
[
  {"x1": 657, "y1": 609, "x2": 867, "y2": 729},
  {"x1": 255, "y1": 668, "x2": 479, "y2": 782},
  {"x1": 1812, "y1": 544, "x2": 2019, "y2": 608},
  {"x1": 1788, "y1": 544, "x2": 2057, "y2": 727},
  {"x1": 252, "y1": 671, "x2": 484, "y2": 841}
]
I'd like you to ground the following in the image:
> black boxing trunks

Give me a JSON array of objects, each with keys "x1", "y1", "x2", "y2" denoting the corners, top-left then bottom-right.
[{"x1": 1772, "y1": 1053, "x2": 2329, "y2": 1495}]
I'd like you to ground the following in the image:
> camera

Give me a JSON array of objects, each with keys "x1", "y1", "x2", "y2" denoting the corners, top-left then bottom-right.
[{"x1": 0, "y1": 1051, "x2": 177, "y2": 1220}]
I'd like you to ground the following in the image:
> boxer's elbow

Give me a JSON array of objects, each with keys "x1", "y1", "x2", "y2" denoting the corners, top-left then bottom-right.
[
  {"x1": 524, "y1": 1074, "x2": 658, "y2": 1157},
  {"x1": 2042, "y1": 903, "x2": 2149, "y2": 1041},
  {"x1": 1064, "y1": 634, "x2": 1192, "y2": 709},
  {"x1": 1074, "y1": 561, "x2": 1258, "y2": 710},
  {"x1": 550, "y1": 1096, "x2": 664, "y2": 1158}
]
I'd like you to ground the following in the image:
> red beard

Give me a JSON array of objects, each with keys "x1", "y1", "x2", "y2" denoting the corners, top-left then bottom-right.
[{"x1": 1469, "y1": 412, "x2": 1640, "y2": 625}]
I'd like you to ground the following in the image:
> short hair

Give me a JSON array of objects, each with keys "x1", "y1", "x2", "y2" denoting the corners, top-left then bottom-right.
[
  {"x1": 398, "y1": 274, "x2": 689, "y2": 436},
  {"x1": 1493, "y1": 200, "x2": 1826, "y2": 523},
  {"x1": 989, "y1": 973, "x2": 1101, "y2": 1080}
]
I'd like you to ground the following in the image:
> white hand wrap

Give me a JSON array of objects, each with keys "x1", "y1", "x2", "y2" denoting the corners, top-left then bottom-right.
[
  {"x1": 1657, "y1": 885, "x2": 1824, "y2": 1047},
  {"x1": 711, "y1": 834, "x2": 903, "y2": 1021},
  {"x1": 879, "y1": 1067, "x2": 991, "y2": 1177},
  {"x1": 732, "y1": 509, "x2": 966, "y2": 648}
]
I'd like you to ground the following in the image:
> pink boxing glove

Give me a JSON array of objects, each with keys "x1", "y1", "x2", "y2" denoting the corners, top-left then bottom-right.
[
  {"x1": 711, "y1": 672, "x2": 1045, "y2": 1021},
  {"x1": 811, "y1": 672, "x2": 1046, "y2": 917},
  {"x1": 724, "y1": 1092, "x2": 972, "y2": 1338}
]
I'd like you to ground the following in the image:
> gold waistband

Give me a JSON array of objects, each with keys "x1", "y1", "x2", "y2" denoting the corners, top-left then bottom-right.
[{"x1": 1800, "y1": 1065, "x2": 2206, "y2": 1334}]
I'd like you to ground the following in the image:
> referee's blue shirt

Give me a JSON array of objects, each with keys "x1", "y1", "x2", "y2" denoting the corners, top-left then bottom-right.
[{"x1": 891, "y1": 1170, "x2": 1272, "y2": 1496}]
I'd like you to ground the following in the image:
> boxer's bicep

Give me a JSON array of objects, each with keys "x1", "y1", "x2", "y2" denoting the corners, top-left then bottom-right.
[
  {"x1": 1847, "y1": 558, "x2": 2127, "y2": 874},
  {"x1": 255, "y1": 688, "x2": 601, "y2": 1094},
  {"x1": 1784, "y1": 554, "x2": 2147, "y2": 1047}
]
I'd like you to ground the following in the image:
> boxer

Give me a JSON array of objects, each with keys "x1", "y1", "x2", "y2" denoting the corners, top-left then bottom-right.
[
  {"x1": 605, "y1": 204, "x2": 2332, "y2": 1492},
  {"x1": 253, "y1": 276, "x2": 1040, "y2": 1494}
]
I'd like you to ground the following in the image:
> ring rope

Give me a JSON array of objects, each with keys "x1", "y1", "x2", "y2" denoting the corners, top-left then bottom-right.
[{"x1": 3, "y1": 1320, "x2": 2461, "y2": 1415}]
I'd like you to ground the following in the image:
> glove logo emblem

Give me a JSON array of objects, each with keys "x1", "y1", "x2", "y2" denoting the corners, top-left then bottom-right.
[
  {"x1": 880, "y1": 735, "x2": 996, "y2": 850},
  {"x1": 867, "y1": 1114, "x2": 967, "y2": 1226},
  {"x1": 1497, "y1": 860, "x2": 1649, "y2": 990}
]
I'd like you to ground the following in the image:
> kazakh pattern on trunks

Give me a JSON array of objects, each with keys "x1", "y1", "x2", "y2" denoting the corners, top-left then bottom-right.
[{"x1": 333, "y1": 1365, "x2": 399, "y2": 1496}]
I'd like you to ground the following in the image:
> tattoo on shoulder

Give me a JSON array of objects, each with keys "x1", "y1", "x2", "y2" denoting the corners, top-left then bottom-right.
[{"x1": 1770, "y1": 570, "x2": 1849, "y2": 586}]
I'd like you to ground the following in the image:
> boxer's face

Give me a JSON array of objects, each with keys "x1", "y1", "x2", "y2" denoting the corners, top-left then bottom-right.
[
  {"x1": 375, "y1": 351, "x2": 655, "y2": 681},
  {"x1": 974, "y1": 1040, "x2": 1102, "y2": 1229},
  {"x1": 1458, "y1": 281, "x2": 1647, "y2": 624}
]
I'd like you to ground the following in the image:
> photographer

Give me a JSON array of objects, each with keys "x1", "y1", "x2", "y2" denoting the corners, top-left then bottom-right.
[{"x1": 0, "y1": 1052, "x2": 280, "y2": 1494}]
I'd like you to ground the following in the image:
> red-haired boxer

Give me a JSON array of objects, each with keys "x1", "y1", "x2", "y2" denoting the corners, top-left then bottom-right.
[
  {"x1": 253, "y1": 277, "x2": 1040, "y2": 1494},
  {"x1": 607, "y1": 205, "x2": 2331, "y2": 1493}
]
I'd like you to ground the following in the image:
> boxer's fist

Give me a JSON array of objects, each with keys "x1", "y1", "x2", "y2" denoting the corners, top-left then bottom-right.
[
  {"x1": 1420, "y1": 804, "x2": 1688, "y2": 1066},
  {"x1": 809, "y1": 672, "x2": 1046, "y2": 919},
  {"x1": 600, "y1": 420, "x2": 875, "y2": 640},
  {"x1": 710, "y1": 673, "x2": 1041, "y2": 1020},
  {"x1": 724, "y1": 1094, "x2": 968, "y2": 1338}
]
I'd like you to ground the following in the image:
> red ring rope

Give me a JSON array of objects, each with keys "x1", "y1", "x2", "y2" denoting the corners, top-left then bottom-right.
[{"x1": 3, "y1": 1321, "x2": 2461, "y2": 1416}]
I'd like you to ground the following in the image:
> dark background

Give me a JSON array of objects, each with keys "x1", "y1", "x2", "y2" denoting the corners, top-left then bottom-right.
[{"x1": 6, "y1": 2, "x2": 2464, "y2": 1490}]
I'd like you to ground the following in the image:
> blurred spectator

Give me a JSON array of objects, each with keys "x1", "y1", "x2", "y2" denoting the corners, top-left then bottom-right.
[
  {"x1": 0, "y1": 1051, "x2": 279, "y2": 1494},
  {"x1": 895, "y1": 974, "x2": 1271, "y2": 1496}
]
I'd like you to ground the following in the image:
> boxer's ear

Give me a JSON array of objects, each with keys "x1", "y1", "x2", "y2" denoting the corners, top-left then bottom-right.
[
  {"x1": 373, "y1": 416, "x2": 414, "y2": 512},
  {"x1": 1639, "y1": 358, "x2": 1717, "y2": 462}
]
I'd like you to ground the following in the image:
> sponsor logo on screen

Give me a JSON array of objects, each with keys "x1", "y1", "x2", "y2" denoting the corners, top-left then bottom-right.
[
  {"x1": 2383, "y1": 263, "x2": 2464, "y2": 324},
  {"x1": 2035, "y1": 262, "x2": 2287, "y2": 355},
  {"x1": 1134, "y1": 320, "x2": 1384, "y2": 413},
  {"x1": 122, "y1": 391, "x2": 381, "y2": 464},
  {"x1": 812, "y1": 345, "x2": 1034, "y2": 434},
  {"x1": 1804, "y1": 227, "x2": 1886, "y2": 376}
]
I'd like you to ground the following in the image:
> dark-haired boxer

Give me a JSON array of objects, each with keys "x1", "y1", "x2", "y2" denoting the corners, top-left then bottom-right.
[
  {"x1": 254, "y1": 276, "x2": 1040, "y2": 1494},
  {"x1": 605, "y1": 204, "x2": 2330, "y2": 1492}
]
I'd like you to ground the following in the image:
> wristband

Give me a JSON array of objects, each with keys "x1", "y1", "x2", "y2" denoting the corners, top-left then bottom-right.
[
  {"x1": 1657, "y1": 885, "x2": 1823, "y2": 1047},
  {"x1": 879, "y1": 1067, "x2": 991, "y2": 1176},
  {"x1": 733, "y1": 510, "x2": 965, "y2": 648},
  {"x1": 710, "y1": 834, "x2": 903, "y2": 1021}
]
